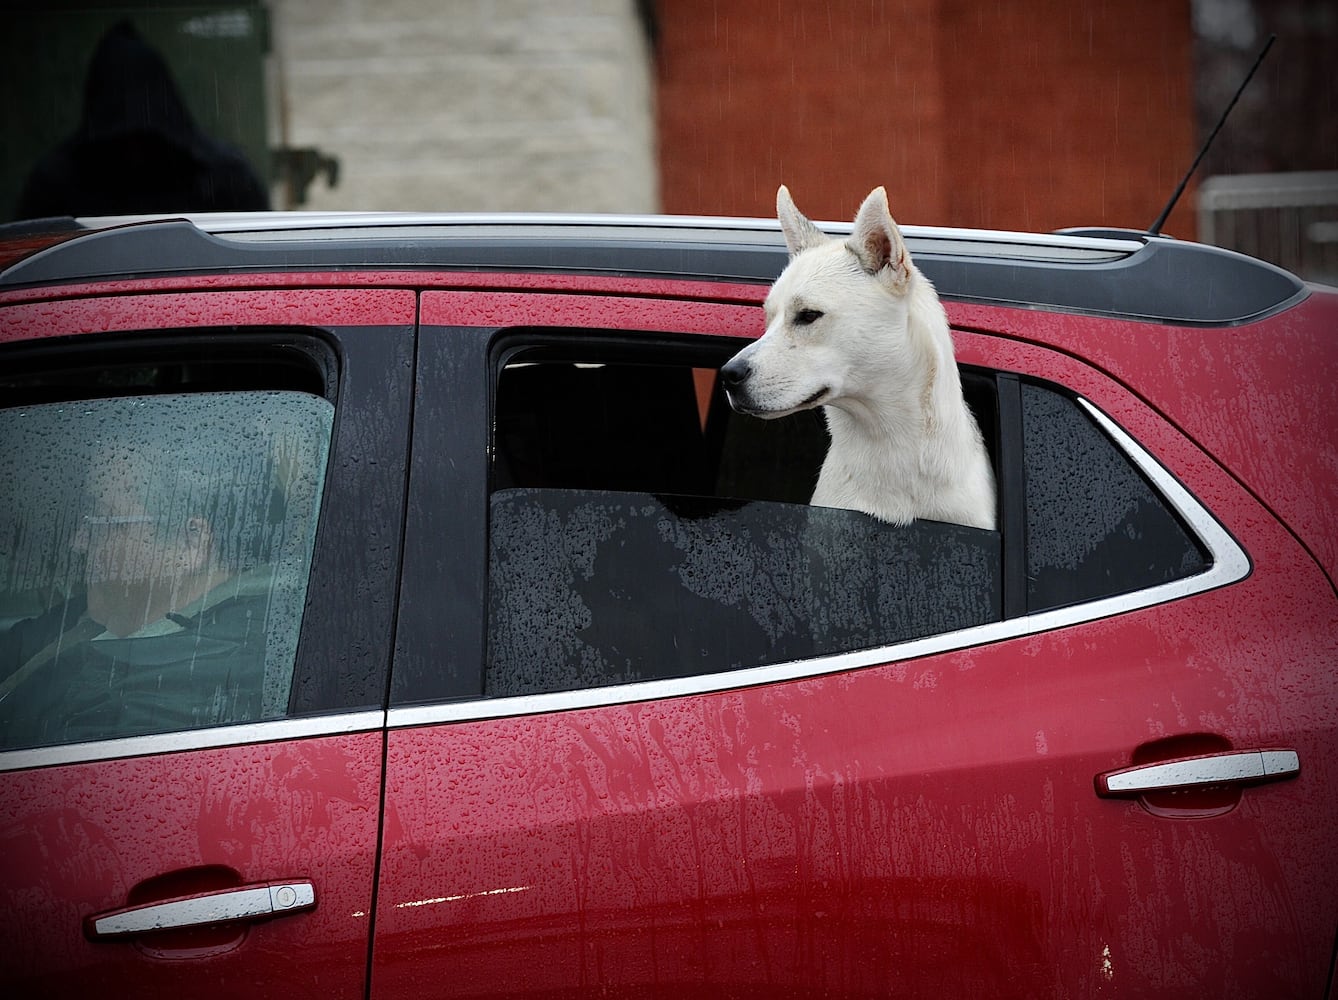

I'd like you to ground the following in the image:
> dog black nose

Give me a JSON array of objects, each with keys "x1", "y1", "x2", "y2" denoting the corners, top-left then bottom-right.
[{"x1": 720, "y1": 358, "x2": 750, "y2": 388}]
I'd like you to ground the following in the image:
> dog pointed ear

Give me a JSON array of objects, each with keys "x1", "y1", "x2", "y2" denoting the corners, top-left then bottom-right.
[
  {"x1": 777, "y1": 185, "x2": 828, "y2": 256},
  {"x1": 847, "y1": 187, "x2": 910, "y2": 288}
]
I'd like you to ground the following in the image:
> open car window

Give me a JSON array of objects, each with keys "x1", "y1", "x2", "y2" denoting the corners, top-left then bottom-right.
[{"x1": 485, "y1": 338, "x2": 1003, "y2": 697}]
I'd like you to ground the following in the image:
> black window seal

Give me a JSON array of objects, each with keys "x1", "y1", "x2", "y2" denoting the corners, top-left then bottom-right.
[{"x1": 0, "y1": 328, "x2": 340, "y2": 404}]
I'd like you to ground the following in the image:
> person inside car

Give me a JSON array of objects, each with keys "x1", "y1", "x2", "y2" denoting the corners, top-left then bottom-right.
[{"x1": 0, "y1": 419, "x2": 280, "y2": 749}]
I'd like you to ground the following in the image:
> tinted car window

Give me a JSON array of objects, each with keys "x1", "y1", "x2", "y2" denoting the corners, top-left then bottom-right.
[
  {"x1": 488, "y1": 489, "x2": 1001, "y2": 696},
  {"x1": 0, "y1": 390, "x2": 333, "y2": 749},
  {"x1": 1021, "y1": 382, "x2": 1209, "y2": 612}
]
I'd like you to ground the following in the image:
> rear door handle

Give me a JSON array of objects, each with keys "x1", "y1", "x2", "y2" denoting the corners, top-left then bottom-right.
[
  {"x1": 1096, "y1": 749, "x2": 1299, "y2": 797},
  {"x1": 86, "y1": 880, "x2": 315, "y2": 939}
]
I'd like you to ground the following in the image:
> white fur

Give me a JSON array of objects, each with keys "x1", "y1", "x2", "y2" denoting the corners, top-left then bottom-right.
[{"x1": 721, "y1": 185, "x2": 997, "y2": 530}]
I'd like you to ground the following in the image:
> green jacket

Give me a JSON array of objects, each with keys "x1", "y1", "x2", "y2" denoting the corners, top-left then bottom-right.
[{"x1": 0, "y1": 582, "x2": 272, "y2": 751}]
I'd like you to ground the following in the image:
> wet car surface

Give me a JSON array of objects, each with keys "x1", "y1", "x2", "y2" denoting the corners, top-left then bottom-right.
[{"x1": 1, "y1": 212, "x2": 1335, "y2": 998}]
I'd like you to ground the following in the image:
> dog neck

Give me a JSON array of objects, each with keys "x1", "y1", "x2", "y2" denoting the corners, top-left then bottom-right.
[{"x1": 813, "y1": 274, "x2": 992, "y2": 528}]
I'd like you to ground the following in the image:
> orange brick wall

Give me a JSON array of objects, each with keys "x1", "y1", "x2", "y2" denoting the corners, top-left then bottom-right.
[{"x1": 655, "y1": 0, "x2": 1198, "y2": 238}]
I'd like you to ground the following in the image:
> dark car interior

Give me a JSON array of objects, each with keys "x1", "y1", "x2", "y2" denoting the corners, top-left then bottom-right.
[{"x1": 490, "y1": 335, "x2": 1000, "y2": 510}]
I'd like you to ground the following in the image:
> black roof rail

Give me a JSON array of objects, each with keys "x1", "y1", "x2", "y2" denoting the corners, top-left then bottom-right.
[
  {"x1": 0, "y1": 215, "x2": 1308, "y2": 327},
  {"x1": 1055, "y1": 226, "x2": 1161, "y2": 241}
]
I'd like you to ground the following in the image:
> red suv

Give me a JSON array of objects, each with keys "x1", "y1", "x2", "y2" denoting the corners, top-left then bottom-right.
[{"x1": 1, "y1": 211, "x2": 1335, "y2": 999}]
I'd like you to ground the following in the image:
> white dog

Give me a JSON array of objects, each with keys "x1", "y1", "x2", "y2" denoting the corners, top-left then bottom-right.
[{"x1": 721, "y1": 185, "x2": 997, "y2": 530}]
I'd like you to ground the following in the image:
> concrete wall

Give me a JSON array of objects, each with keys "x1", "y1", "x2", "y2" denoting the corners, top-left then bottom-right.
[{"x1": 271, "y1": 0, "x2": 658, "y2": 212}]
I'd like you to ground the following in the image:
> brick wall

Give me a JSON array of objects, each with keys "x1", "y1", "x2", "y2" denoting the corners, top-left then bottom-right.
[
  {"x1": 655, "y1": 0, "x2": 1198, "y2": 238},
  {"x1": 655, "y1": 0, "x2": 945, "y2": 225}
]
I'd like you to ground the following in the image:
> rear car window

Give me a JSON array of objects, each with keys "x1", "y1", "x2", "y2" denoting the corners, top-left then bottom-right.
[
  {"x1": 485, "y1": 341, "x2": 1002, "y2": 697},
  {"x1": 0, "y1": 390, "x2": 333, "y2": 750},
  {"x1": 480, "y1": 335, "x2": 1216, "y2": 700}
]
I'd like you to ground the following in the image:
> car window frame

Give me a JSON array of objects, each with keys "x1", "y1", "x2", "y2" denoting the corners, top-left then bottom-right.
[
  {"x1": 387, "y1": 317, "x2": 1250, "y2": 728},
  {"x1": 0, "y1": 319, "x2": 415, "y2": 772}
]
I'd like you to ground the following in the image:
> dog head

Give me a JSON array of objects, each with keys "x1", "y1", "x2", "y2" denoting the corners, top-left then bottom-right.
[{"x1": 721, "y1": 185, "x2": 919, "y2": 419}]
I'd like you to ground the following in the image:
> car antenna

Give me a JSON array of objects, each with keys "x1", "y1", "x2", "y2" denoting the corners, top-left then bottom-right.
[{"x1": 1148, "y1": 32, "x2": 1276, "y2": 236}]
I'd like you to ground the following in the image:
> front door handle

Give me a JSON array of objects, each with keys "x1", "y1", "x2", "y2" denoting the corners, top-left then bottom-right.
[
  {"x1": 1096, "y1": 748, "x2": 1299, "y2": 798},
  {"x1": 86, "y1": 880, "x2": 315, "y2": 939}
]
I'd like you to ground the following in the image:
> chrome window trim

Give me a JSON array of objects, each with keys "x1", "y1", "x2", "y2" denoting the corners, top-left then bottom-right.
[
  {"x1": 0, "y1": 710, "x2": 384, "y2": 773},
  {"x1": 387, "y1": 397, "x2": 1250, "y2": 732}
]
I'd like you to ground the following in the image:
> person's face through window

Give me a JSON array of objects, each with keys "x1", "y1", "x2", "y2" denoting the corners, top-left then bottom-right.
[{"x1": 72, "y1": 466, "x2": 214, "y2": 635}]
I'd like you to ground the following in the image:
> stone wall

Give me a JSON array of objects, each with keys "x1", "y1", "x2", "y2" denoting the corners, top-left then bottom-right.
[{"x1": 271, "y1": 0, "x2": 658, "y2": 212}]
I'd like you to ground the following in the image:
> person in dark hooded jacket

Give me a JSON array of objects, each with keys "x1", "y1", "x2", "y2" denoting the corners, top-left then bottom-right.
[{"x1": 15, "y1": 20, "x2": 269, "y2": 218}]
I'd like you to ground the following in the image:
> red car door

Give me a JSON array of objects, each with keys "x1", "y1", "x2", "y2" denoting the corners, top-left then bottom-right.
[
  {"x1": 372, "y1": 290, "x2": 1336, "y2": 998},
  {"x1": 0, "y1": 287, "x2": 414, "y2": 997}
]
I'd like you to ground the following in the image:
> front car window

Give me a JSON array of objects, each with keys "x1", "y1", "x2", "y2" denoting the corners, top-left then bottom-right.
[{"x1": 0, "y1": 390, "x2": 333, "y2": 750}]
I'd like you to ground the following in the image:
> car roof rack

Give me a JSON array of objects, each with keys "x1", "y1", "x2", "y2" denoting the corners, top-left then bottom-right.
[{"x1": 0, "y1": 212, "x2": 1307, "y2": 326}]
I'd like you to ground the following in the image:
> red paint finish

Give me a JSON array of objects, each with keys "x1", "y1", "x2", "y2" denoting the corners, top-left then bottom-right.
[
  {"x1": 0, "y1": 229, "x2": 84, "y2": 272},
  {"x1": 422, "y1": 290, "x2": 764, "y2": 337},
  {"x1": 376, "y1": 586, "x2": 1336, "y2": 995},
  {"x1": 0, "y1": 270, "x2": 768, "y2": 308},
  {"x1": 0, "y1": 287, "x2": 417, "y2": 340},
  {"x1": 949, "y1": 293, "x2": 1338, "y2": 587},
  {"x1": 0, "y1": 732, "x2": 384, "y2": 997},
  {"x1": 3, "y1": 263, "x2": 1334, "y2": 996},
  {"x1": 372, "y1": 333, "x2": 1338, "y2": 997}
]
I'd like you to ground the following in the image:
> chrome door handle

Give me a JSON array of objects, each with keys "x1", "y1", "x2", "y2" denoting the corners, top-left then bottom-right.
[
  {"x1": 1096, "y1": 749, "x2": 1299, "y2": 797},
  {"x1": 86, "y1": 880, "x2": 315, "y2": 939}
]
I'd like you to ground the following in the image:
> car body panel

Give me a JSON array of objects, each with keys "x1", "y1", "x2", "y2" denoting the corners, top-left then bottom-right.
[
  {"x1": 0, "y1": 283, "x2": 416, "y2": 996},
  {"x1": 374, "y1": 545, "x2": 1335, "y2": 997},
  {"x1": 951, "y1": 291, "x2": 1338, "y2": 588},
  {"x1": 0, "y1": 732, "x2": 384, "y2": 997},
  {"x1": 370, "y1": 297, "x2": 1338, "y2": 998},
  {"x1": 0, "y1": 269, "x2": 767, "y2": 308},
  {"x1": 420, "y1": 289, "x2": 764, "y2": 336},
  {"x1": 1, "y1": 215, "x2": 1333, "y2": 998},
  {"x1": 0, "y1": 285, "x2": 416, "y2": 340}
]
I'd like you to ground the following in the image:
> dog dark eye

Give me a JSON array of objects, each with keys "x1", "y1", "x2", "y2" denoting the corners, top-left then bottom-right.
[{"x1": 794, "y1": 308, "x2": 824, "y2": 326}]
